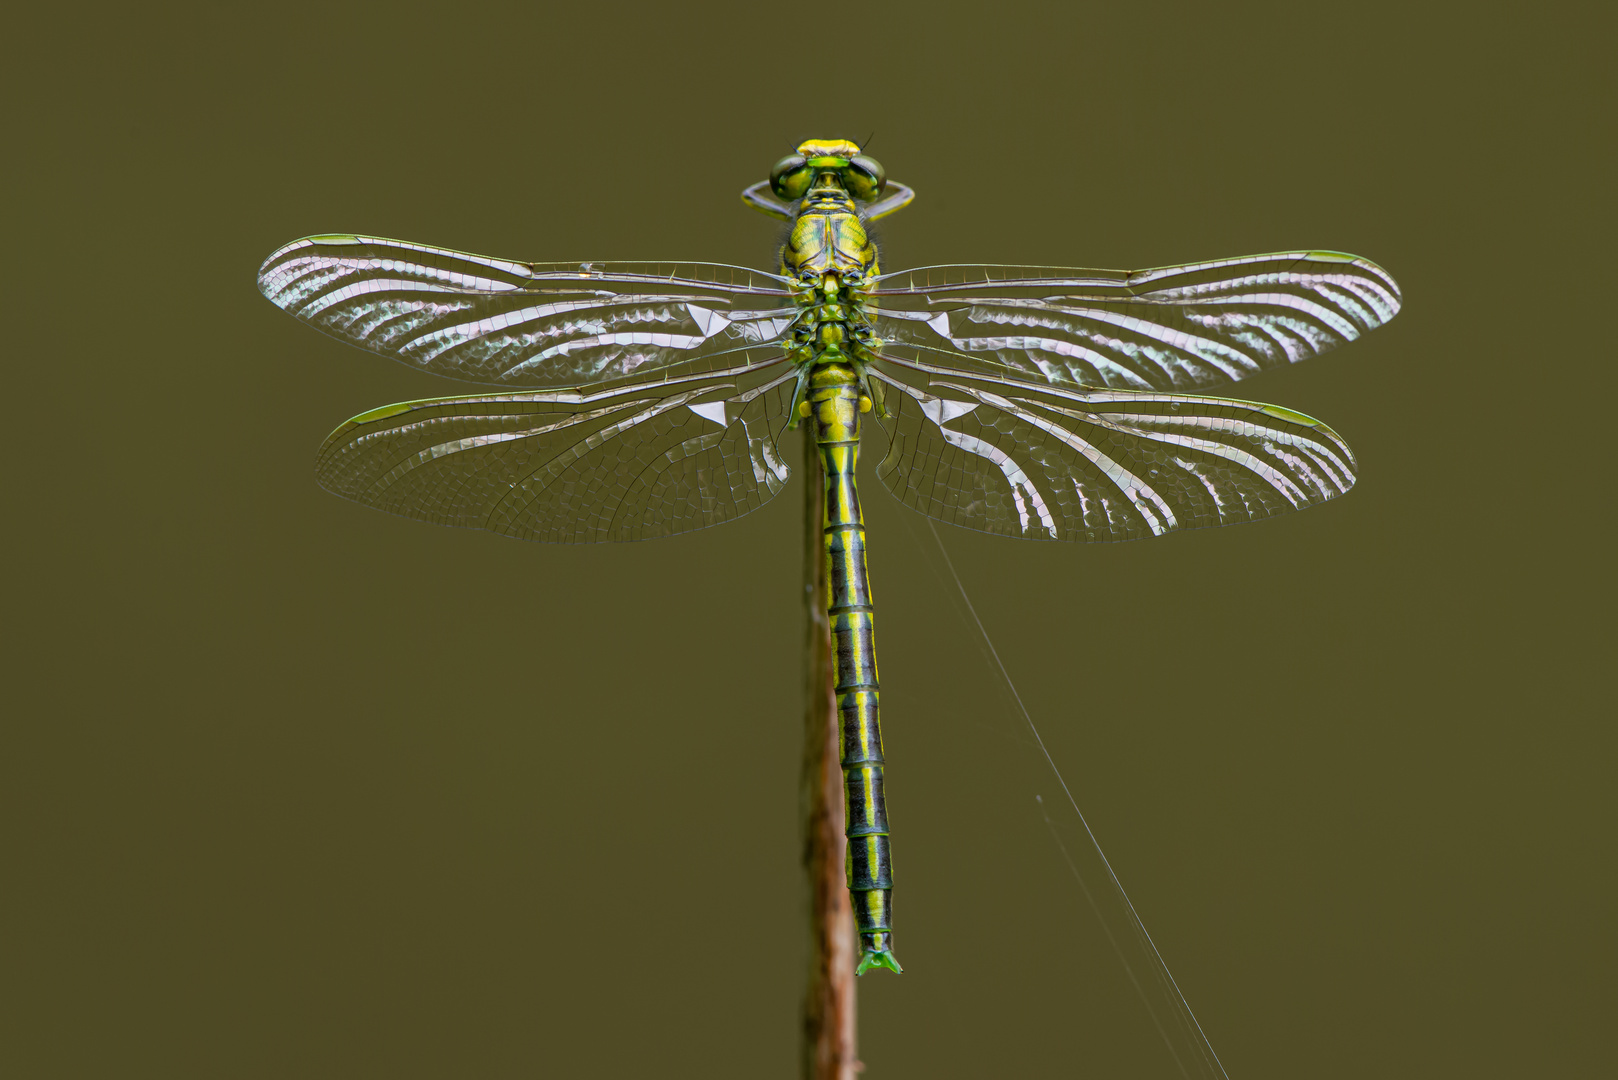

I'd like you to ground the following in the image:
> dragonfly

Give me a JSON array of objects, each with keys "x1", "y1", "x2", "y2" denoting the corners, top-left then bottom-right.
[{"x1": 257, "y1": 137, "x2": 1401, "y2": 977}]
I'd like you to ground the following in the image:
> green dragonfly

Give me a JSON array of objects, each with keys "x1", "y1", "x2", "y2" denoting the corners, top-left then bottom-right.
[{"x1": 257, "y1": 138, "x2": 1401, "y2": 977}]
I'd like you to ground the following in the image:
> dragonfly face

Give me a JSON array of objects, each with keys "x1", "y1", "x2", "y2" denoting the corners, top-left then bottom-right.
[
  {"x1": 770, "y1": 137, "x2": 888, "y2": 204},
  {"x1": 257, "y1": 141, "x2": 1400, "y2": 977}
]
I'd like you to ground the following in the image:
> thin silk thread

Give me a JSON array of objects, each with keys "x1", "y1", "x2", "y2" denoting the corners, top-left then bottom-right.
[{"x1": 920, "y1": 516, "x2": 1231, "y2": 1080}]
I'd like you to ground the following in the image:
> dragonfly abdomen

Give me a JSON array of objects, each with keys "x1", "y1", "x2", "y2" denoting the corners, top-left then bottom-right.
[{"x1": 810, "y1": 363, "x2": 901, "y2": 976}]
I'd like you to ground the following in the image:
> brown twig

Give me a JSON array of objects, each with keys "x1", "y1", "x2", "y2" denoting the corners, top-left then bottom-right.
[{"x1": 801, "y1": 429, "x2": 859, "y2": 1080}]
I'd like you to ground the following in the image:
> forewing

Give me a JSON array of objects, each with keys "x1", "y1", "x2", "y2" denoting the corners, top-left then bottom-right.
[
  {"x1": 315, "y1": 365, "x2": 797, "y2": 543},
  {"x1": 259, "y1": 234, "x2": 796, "y2": 387},
  {"x1": 870, "y1": 358, "x2": 1356, "y2": 542},
  {"x1": 872, "y1": 251, "x2": 1400, "y2": 392}
]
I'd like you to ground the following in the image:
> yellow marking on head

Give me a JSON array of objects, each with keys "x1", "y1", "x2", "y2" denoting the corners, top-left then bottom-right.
[{"x1": 796, "y1": 138, "x2": 861, "y2": 159}]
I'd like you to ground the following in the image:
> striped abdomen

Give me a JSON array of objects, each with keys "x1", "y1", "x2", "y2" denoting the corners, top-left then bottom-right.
[{"x1": 808, "y1": 362, "x2": 901, "y2": 976}]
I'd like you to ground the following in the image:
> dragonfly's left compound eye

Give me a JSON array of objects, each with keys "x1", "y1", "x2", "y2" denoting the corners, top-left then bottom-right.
[
  {"x1": 771, "y1": 155, "x2": 814, "y2": 200},
  {"x1": 845, "y1": 155, "x2": 887, "y2": 201}
]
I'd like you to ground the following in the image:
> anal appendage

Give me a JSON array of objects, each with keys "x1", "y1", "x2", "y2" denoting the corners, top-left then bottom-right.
[{"x1": 856, "y1": 939, "x2": 903, "y2": 976}]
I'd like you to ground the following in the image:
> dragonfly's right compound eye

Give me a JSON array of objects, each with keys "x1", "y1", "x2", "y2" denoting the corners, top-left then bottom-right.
[
  {"x1": 771, "y1": 155, "x2": 814, "y2": 200},
  {"x1": 844, "y1": 155, "x2": 887, "y2": 201}
]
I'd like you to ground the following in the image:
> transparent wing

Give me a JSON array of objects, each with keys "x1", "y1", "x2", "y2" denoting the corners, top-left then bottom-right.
[
  {"x1": 259, "y1": 234, "x2": 797, "y2": 388},
  {"x1": 870, "y1": 356, "x2": 1356, "y2": 543},
  {"x1": 871, "y1": 251, "x2": 1400, "y2": 392},
  {"x1": 315, "y1": 363, "x2": 797, "y2": 543}
]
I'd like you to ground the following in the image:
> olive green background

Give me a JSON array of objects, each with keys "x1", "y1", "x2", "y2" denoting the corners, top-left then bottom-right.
[{"x1": 8, "y1": 2, "x2": 1610, "y2": 1077}]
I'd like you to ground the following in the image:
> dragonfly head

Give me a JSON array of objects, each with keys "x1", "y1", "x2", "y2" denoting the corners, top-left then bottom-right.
[{"x1": 771, "y1": 139, "x2": 887, "y2": 203}]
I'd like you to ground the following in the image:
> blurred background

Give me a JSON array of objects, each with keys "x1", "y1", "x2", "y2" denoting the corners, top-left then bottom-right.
[{"x1": 8, "y1": 2, "x2": 1609, "y2": 1077}]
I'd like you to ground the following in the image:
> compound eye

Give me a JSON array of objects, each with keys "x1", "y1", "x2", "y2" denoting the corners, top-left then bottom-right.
[
  {"x1": 770, "y1": 155, "x2": 813, "y2": 199},
  {"x1": 845, "y1": 154, "x2": 887, "y2": 201}
]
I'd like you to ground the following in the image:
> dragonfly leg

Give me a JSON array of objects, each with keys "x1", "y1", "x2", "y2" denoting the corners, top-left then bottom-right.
[
  {"x1": 847, "y1": 356, "x2": 887, "y2": 419},
  {"x1": 785, "y1": 365, "x2": 814, "y2": 430}
]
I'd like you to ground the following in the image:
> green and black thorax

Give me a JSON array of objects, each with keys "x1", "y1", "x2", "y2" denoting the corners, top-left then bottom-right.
[{"x1": 771, "y1": 139, "x2": 889, "y2": 428}]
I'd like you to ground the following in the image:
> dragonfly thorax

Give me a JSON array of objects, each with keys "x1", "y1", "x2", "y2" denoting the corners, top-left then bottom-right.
[
  {"x1": 776, "y1": 160, "x2": 883, "y2": 429},
  {"x1": 780, "y1": 172, "x2": 880, "y2": 284},
  {"x1": 782, "y1": 265, "x2": 882, "y2": 430}
]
